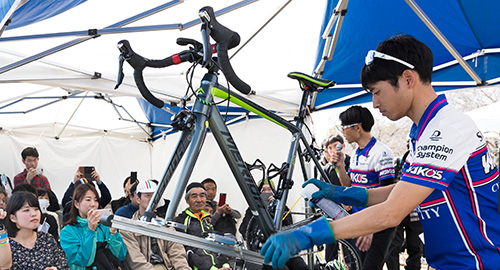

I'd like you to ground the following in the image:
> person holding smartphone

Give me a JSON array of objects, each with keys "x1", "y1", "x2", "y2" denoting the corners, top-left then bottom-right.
[
  {"x1": 201, "y1": 178, "x2": 241, "y2": 235},
  {"x1": 60, "y1": 183, "x2": 126, "y2": 269},
  {"x1": 61, "y1": 167, "x2": 111, "y2": 222},
  {"x1": 13, "y1": 147, "x2": 51, "y2": 189}
]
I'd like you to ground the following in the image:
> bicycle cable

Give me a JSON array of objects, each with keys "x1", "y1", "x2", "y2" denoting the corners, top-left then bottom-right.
[{"x1": 182, "y1": 57, "x2": 232, "y2": 121}]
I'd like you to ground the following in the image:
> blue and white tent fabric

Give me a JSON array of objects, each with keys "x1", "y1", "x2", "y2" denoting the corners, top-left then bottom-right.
[
  {"x1": 1, "y1": 0, "x2": 499, "y2": 138},
  {"x1": 313, "y1": 0, "x2": 500, "y2": 109}
]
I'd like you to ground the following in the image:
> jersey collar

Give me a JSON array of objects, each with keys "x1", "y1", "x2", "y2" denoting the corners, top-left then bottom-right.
[
  {"x1": 409, "y1": 94, "x2": 448, "y2": 142},
  {"x1": 356, "y1": 136, "x2": 377, "y2": 157}
]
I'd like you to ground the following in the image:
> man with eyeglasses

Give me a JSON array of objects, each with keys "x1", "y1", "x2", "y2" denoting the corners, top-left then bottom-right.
[
  {"x1": 261, "y1": 34, "x2": 500, "y2": 270},
  {"x1": 333, "y1": 105, "x2": 396, "y2": 270}
]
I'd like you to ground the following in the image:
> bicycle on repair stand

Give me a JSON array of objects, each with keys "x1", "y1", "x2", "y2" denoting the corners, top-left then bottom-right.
[{"x1": 111, "y1": 6, "x2": 361, "y2": 270}]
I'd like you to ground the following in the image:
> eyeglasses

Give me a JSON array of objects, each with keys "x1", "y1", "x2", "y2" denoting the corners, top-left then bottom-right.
[
  {"x1": 365, "y1": 50, "x2": 414, "y2": 69},
  {"x1": 340, "y1": 123, "x2": 361, "y2": 131}
]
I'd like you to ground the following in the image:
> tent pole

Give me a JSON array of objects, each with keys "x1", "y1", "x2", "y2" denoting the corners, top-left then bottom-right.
[
  {"x1": 230, "y1": 0, "x2": 292, "y2": 59},
  {"x1": 0, "y1": 0, "x2": 259, "y2": 74},
  {"x1": 312, "y1": 0, "x2": 349, "y2": 78},
  {"x1": 103, "y1": 94, "x2": 153, "y2": 138},
  {"x1": 56, "y1": 91, "x2": 89, "y2": 140},
  {"x1": 311, "y1": 0, "x2": 349, "y2": 109},
  {"x1": 0, "y1": 0, "x2": 183, "y2": 75},
  {"x1": 404, "y1": 0, "x2": 484, "y2": 86}
]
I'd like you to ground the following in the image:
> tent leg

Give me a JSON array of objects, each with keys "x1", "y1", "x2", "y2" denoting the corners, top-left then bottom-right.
[
  {"x1": 404, "y1": 0, "x2": 485, "y2": 86},
  {"x1": 311, "y1": 0, "x2": 349, "y2": 108}
]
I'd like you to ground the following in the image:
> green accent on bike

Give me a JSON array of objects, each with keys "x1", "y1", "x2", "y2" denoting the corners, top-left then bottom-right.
[
  {"x1": 197, "y1": 87, "x2": 205, "y2": 95},
  {"x1": 211, "y1": 87, "x2": 288, "y2": 129},
  {"x1": 288, "y1": 72, "x2": 333, "y2": 88}
]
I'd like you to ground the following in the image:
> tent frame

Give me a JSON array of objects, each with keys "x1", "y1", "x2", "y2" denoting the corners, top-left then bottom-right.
[{"x1": 311, "y1": 0, "x2": 486, "y2": 109}]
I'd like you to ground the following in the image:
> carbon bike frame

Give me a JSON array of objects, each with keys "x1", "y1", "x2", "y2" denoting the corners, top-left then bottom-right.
[{"x1": 143, "y1": 71, "x2": 330, "y2": 237}]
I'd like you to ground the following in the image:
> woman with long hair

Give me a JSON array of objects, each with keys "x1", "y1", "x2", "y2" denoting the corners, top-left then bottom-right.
[
  {"x1": 60, "y1": 183, "x2": 126, "y2": 270},
  {"x1": 5, "y1": 191, "x2": 68, "y2": 269}
]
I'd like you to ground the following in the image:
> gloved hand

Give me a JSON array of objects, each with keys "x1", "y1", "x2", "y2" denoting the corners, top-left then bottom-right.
[
  {"x1": 302, "y1": 178, "x2": 368, "y2": 207},
  {"x1": 261, "y1": 216, "x2": 335, "y2": 269}
]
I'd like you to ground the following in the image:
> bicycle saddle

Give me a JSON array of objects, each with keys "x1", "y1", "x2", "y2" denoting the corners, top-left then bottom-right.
[{"x1": 287, "y1": 72, "x2": 335, "y2": 91}]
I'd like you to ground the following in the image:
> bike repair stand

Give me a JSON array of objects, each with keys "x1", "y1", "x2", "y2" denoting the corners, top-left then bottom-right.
[{"x1": 105, "y1": 215, "x2": 264, "y2": 269}]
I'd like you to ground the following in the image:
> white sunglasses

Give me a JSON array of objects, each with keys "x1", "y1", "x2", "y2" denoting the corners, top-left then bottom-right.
[{"x1": 365, "y1": 50, "x2": 415, "y2": 69}]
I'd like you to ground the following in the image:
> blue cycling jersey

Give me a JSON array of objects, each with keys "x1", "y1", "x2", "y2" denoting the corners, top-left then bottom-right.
[{"x1": 402, "y1": 95, "x2": 500, "y2": 269}]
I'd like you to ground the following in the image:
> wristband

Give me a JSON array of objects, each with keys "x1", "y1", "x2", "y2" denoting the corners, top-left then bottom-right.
[
  {"x1": 109, "y1": 228, "x2": 116, "y2": 235},
  {"x1": 0, "y1": 231, "x2": 7, "y2": 240},
  {"x1": 0, "y1": 238, "x2": 8, "y2": 246}
]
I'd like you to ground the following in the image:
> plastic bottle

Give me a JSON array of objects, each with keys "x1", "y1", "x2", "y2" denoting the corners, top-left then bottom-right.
[{"x1": 301, "y1": 183, "x2": 349, "y2": 220}]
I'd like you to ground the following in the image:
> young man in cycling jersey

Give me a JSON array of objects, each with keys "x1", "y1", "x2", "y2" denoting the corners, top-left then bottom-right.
[
  {"x1": 261, "y1": 34, "x2": 500, "y2": 270},
  {"x1": 333, "y1": 105, "x2": 396, "y2": 270}
]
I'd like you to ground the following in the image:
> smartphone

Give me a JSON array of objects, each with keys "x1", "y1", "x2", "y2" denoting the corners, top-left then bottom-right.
[
  {"x1": 130, "y1": 171, "x2": 137, "y2": 183},
  {"x1": 96, "y1": 209, "x2": 112, "y2": 216},
  {"x1": 218, "y1": 193, "x2": 227, "y2": 206},
  {"x1": 260, "y1": 193, "x2": 272, "y2": 207},
  {"x1": 78, "y1": 166, "x2": 95, "y2": 181}
]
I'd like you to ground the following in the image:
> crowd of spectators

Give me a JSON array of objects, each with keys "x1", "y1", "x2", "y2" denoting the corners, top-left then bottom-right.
[{"x1": 0, "y1": 137, "x2": 424, "y2": 270}]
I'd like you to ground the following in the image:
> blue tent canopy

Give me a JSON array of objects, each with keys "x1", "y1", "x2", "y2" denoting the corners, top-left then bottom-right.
[
  {"x1": 2, "y1": 0, "x2": 86, "y2": 31},
  {"x1": 313, "y1": 0, "x2": 500, "y2": 110}
]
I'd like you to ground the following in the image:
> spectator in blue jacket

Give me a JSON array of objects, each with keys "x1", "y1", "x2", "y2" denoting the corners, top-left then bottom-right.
[{"x1": 60, "y1": 183, "x2": 127, "y2": 269}]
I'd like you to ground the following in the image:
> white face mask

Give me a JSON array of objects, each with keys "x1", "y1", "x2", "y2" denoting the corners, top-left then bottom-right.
[{"x1": 38, "y1": 199, "x2": 50, "y2": 214}]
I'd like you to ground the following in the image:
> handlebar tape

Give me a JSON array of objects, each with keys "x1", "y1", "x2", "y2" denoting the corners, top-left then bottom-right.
[
  {"x1": 200, "y1": 6, "x2": 251, "y2": 94},
  {"x1": 216, "y1": 42, "x2": 251, "y2": 94},
  {"x1": 133, "y1": 67, "x2": 164, "y2": 109},
  {"x1": 118, "y1": 40, "x2": 194, "y2": 109}
]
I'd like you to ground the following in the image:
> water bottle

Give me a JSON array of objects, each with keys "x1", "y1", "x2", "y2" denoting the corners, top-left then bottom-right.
[{"x1": 301, "y1": 183, "x2": 349, "y2": 220}]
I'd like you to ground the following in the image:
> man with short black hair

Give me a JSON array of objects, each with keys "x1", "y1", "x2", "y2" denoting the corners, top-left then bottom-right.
[
  {"x1": 14, "y1": 147, "x2": 51, "y2": 189},
  {"x1": 111, "y1": 176, "x2": 139, "y2": 213},
  {"x1": 115, "y1": 182, "x2": 140, "y2": 218},
  {"x1": 329, "y1": 105, "x2": 397, "y2": 270},
  {"x1": 173, "y1": 183, "x2": 231, "y2": 270},
  {"x1": 121, "y1": 180, "x2": 190, "y2": 270},
  {"x1": 201, "y1": 178, "x2": 241, "y2": 235}
]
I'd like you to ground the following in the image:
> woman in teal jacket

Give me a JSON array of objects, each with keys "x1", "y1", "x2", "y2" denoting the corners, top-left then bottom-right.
[{"x1": 60, "y1": 183, "x2": 127, "y2": 269}]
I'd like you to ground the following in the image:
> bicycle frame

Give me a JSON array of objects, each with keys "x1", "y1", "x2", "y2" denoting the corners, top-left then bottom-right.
[{"x1": 144, "y1": 70, "x2": 331, "y2": 237}]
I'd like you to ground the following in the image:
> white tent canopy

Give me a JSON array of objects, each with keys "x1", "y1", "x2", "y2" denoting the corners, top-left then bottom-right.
[{"x1": 0, "y1": 0, "x2": 327, "y2": 217}]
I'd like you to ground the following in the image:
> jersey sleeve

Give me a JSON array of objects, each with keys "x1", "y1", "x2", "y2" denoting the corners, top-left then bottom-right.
[{"x1": 401, "y1": 115, "x2": 477, "y2": 190}]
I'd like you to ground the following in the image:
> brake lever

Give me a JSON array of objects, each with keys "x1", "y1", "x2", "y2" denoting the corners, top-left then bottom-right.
[
  {"x1": 199, "y1": 11, "x2": 213, "y2": 68},
  {"x1": 114, "y1": 54, "x2": 125, "y2": 90},
  {"x1": 176, "y1": 38, "x2": 203, "y2": 52}
]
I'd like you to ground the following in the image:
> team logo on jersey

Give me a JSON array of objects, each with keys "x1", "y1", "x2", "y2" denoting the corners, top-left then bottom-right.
[
  {"x1": 407, "y1": 166, "x2": 443, "y2": 180},
  {"x1": 380, "y1": 168, "x2": 395, "y2": 176},
  {"x1": 351, "y1": 173, "x2": 368, "y2": 184},
  {"x1": 429, "y1": 130, "x2": 442, "y2": 141}
]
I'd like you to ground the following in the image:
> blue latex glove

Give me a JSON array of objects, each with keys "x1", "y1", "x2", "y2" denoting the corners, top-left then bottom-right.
[
  {"x1": 261, "y1": 216, "x2": 335, "y2": 269},
  {"x1": 302, "y1": 178, "x2": 369, "y2": 207}
]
